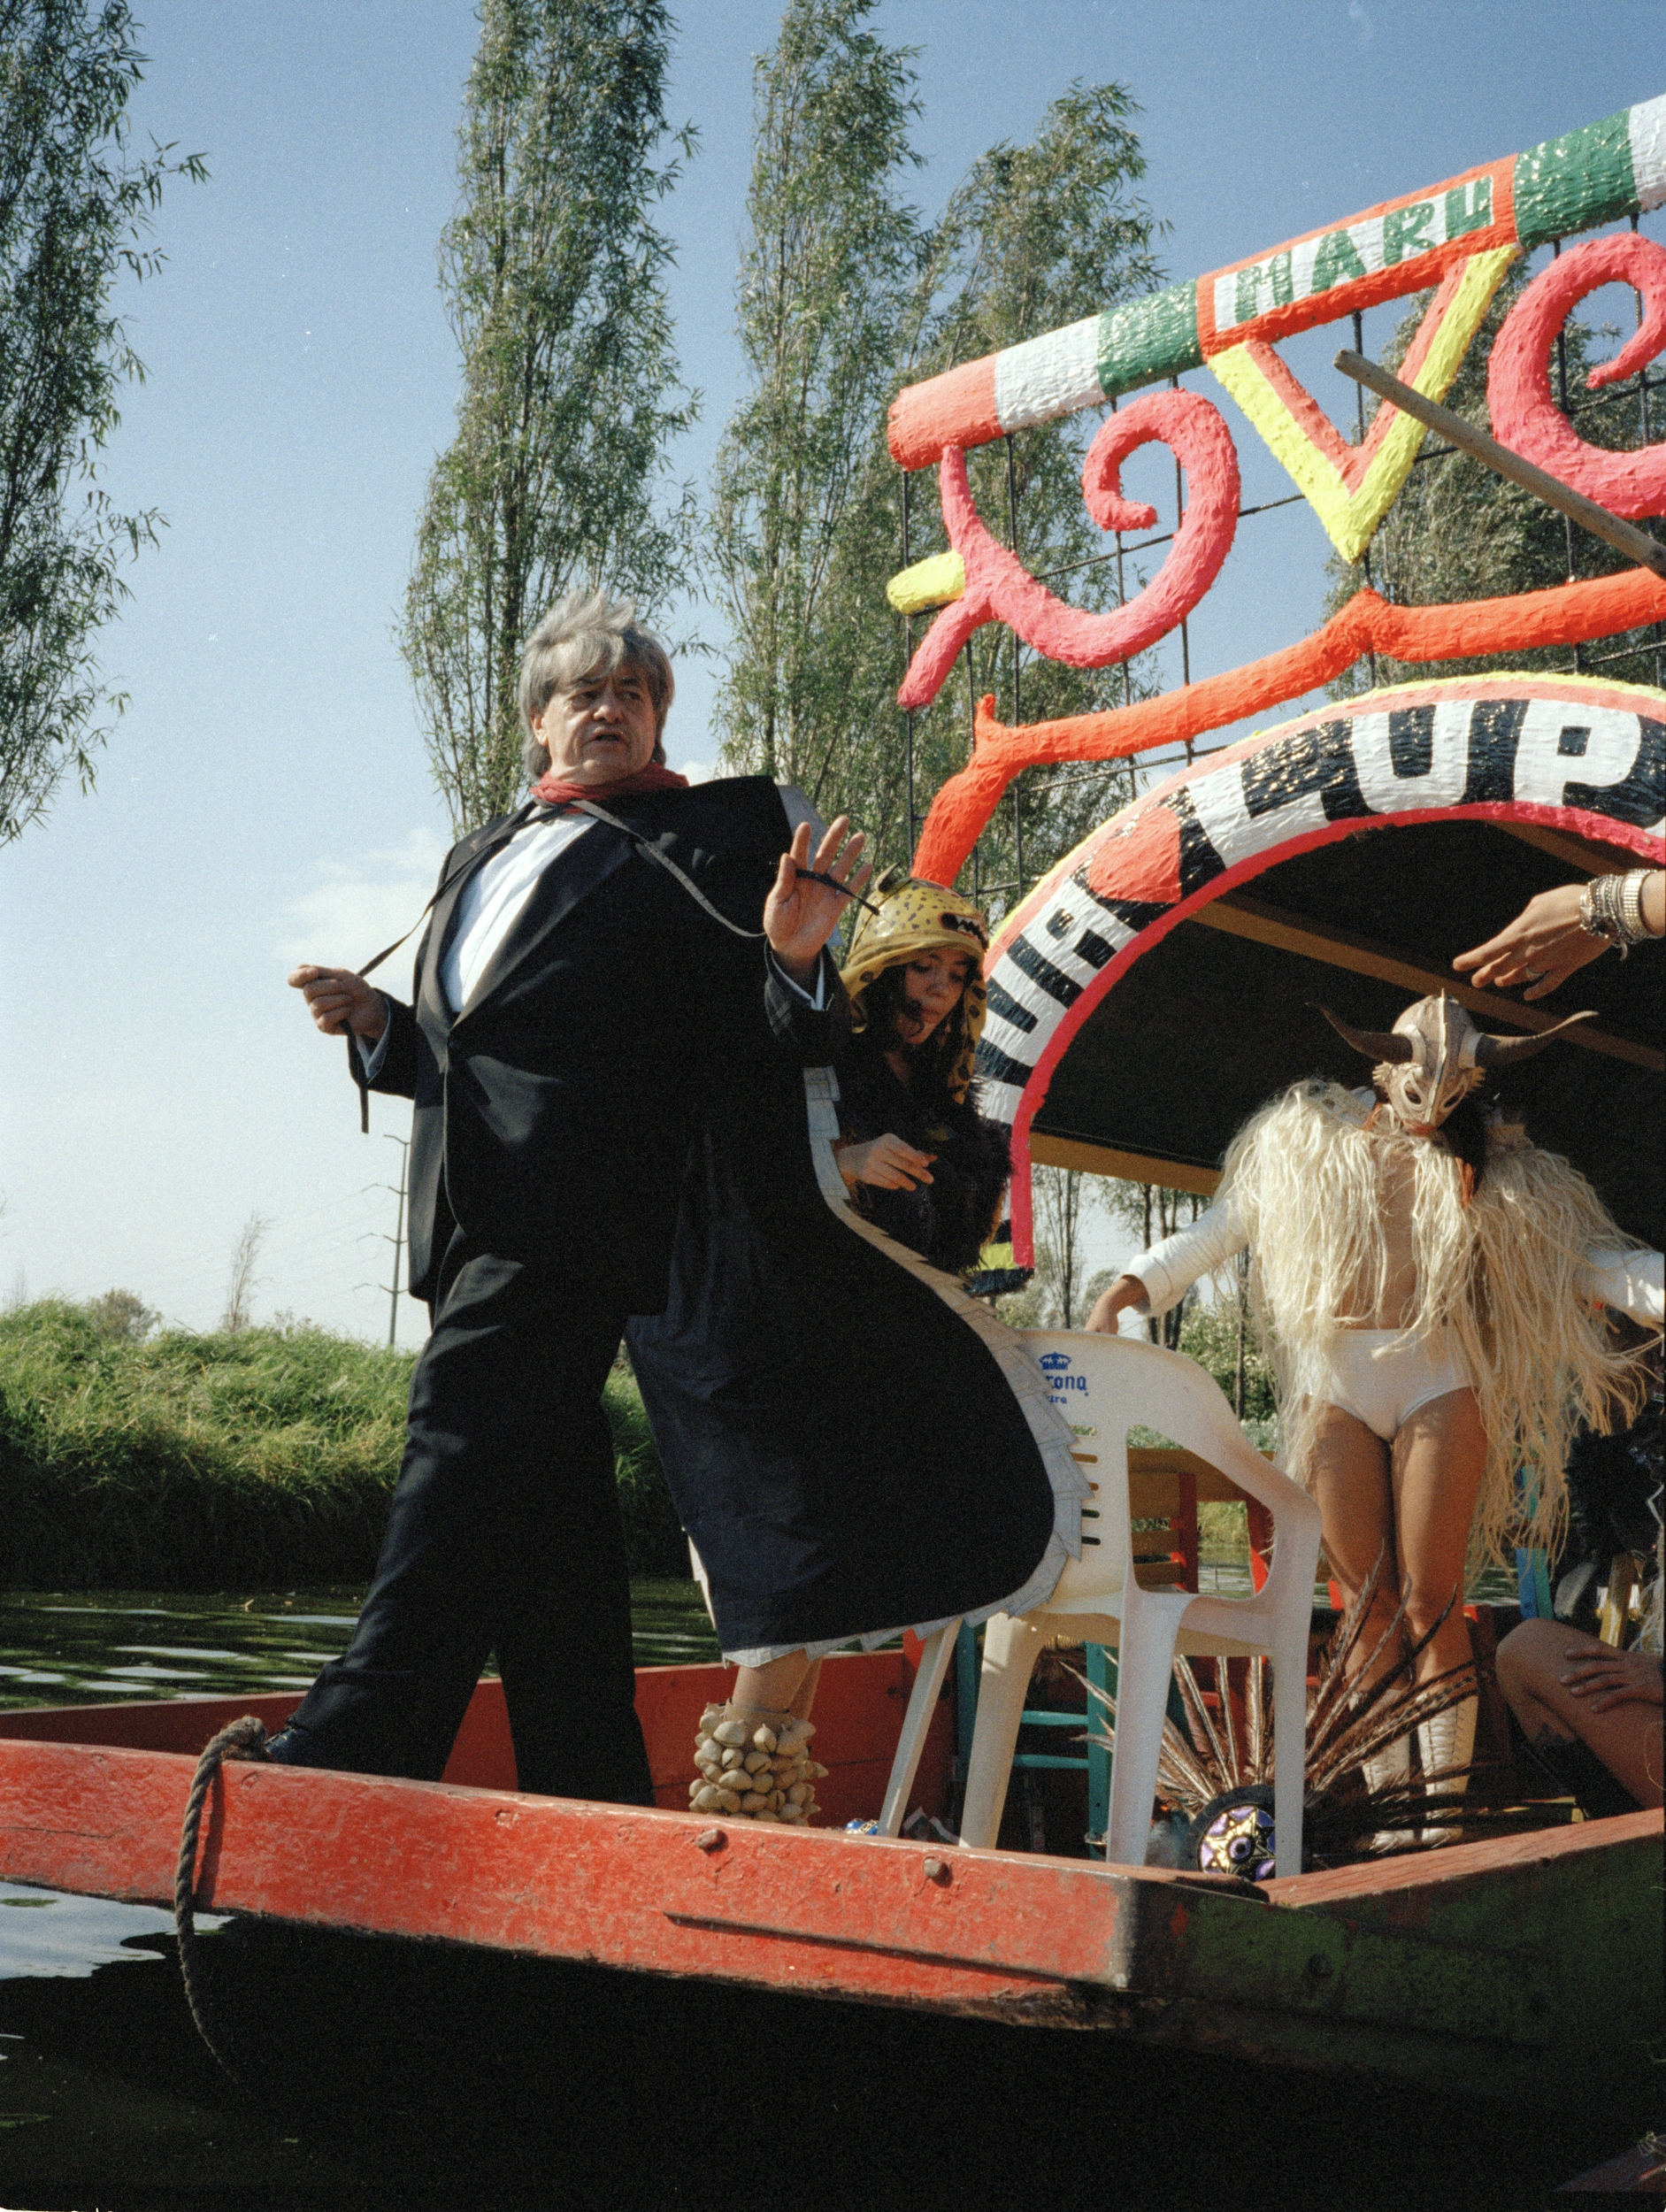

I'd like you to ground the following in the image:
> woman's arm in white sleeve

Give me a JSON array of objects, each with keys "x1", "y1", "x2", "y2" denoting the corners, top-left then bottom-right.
[
  {"x1": 1128, "y1": 1192, "x2": 1248, "y2": 1318},
  {"x1": 1586, "y1": 1247, "x2": 1664, "y2": 1330}
]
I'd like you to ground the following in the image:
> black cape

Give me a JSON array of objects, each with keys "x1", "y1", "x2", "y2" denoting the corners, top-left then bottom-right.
[{"x1": 628, "y1": 1036, "x2": 1066, "y2": 1660}]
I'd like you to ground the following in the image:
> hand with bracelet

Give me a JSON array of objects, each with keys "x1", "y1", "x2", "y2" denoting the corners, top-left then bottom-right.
[{"x1": 1455, "y1": 867, "x2": 1663, "y2": 1000}]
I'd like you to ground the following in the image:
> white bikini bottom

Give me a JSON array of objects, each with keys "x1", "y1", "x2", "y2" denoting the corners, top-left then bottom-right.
[{"x1": 1324, "y1": 1328, "x2": 1474, "y2": 1442}]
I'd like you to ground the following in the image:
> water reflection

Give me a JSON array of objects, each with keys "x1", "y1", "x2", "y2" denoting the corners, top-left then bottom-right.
[
  {"x1": 2, "y1": 1884, "x2": 226, "y2": 1980},
  {"x1": 0, "y1": 1588, "x2": 364, "y2": 1709},
  {"x1": 0, "y1": 1578, "x2": 720, "y2": 1711}
]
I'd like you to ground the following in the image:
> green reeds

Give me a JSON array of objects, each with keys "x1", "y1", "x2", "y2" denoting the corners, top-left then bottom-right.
[{"x1": 0, "y1": 1301, "x2": 687, "y2": 1589}]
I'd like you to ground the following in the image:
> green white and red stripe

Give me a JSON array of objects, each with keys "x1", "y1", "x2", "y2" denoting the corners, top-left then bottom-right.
[{"x1": 887, "y1": 93, "x2": 1666, "y2": 469}]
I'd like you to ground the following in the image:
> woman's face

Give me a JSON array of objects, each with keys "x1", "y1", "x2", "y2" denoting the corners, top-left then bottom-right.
[{"x1": 887, "y1": 947, "x2": 976, "y2": 1048}]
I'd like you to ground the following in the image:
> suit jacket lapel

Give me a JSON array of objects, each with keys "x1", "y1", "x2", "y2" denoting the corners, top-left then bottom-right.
[
  {"x1": 452, "y1": 813, "x2": 634, "y2": 1022},
  {"x1": 416, "y1": 814, "x2": 519, "y2": 1038}
]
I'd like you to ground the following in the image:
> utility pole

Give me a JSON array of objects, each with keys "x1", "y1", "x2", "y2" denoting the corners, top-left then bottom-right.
[{"x1": 378, "y1": 1135, "x2": 410, "y2": 1348}]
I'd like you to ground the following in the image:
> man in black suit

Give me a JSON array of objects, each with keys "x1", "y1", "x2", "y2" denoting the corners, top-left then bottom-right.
[{"x1": 279, "y1": 590, "x2": 864, "y2": 1803}]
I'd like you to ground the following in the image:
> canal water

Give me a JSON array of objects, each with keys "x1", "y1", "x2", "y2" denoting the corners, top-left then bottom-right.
[
  {"x1": 0, "y1": 1584, "x2": 1641, "y2": 2208},
  {"x1": 0, "y1": 1578, "x2": 722, "y2": 1708}
]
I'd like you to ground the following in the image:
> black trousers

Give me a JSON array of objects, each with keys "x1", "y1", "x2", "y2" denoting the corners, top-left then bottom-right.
[{"x1": 278, "y1": 1243, "x2": 654, "y2": 1803}]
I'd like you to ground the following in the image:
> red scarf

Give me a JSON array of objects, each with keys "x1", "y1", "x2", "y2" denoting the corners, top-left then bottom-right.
[{"x1": 530, "y1": 761, "x2": 689, "y2": 808}]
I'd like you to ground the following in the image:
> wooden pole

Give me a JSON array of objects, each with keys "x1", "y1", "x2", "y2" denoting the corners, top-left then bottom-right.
[{"x1": 1332, "y1": 348, "x2": 1666, "y2": 583}]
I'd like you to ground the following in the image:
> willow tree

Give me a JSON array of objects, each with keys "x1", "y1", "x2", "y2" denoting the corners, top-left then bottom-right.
[
  {"x1": 0, "y1": 0, "x2": 204, "y2": 845},
  {"x1": 710, "y1": 27, "x2": 1168, "y2": 910},
  {"x1": 402, "y1": 0, "x2": 698, "y2": 834}
]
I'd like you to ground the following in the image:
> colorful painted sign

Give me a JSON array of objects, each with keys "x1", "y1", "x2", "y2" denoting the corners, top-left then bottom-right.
[
  {"x1": 888, "y1": 97, "x2": 1666, "y2": 463},
  {"x1": 887, "y1": 94, "x2": 1666, "y2": 889},
  {"x1": 1205, "y1": 245, "x2": 1515, "y2": 563}
]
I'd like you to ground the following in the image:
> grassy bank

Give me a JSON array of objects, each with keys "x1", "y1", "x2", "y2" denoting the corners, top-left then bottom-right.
[{"x1": 0, "y1": 1301, "x2": 687, "y2": 1590}]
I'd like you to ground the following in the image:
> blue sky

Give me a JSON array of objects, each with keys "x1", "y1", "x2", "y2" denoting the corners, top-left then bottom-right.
[{"x1": 2, "y1": 2, "x2": 1659, "y2": 1339}]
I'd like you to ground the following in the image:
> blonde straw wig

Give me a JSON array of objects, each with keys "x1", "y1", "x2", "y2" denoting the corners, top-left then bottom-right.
[{"x1": 1220, "y1": 1082, "x2": 1647, "y2": 1571}]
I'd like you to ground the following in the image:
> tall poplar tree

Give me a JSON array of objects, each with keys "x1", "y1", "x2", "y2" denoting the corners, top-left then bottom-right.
[
  {"x1": 402, "y1": 0, "x2": 698, "y2": 835},
  {"x1": 0, "y1": 0, "x2": 204, "y2": 846},
  {"x1": 710, "y1": 18, "x2": 1167, "y2": 910},
  {"x1": 706, "y1": 0, "x2": 924, "y2": 800},
  {"x1": 903, "y1": 82, "x2": 1169, "y2": 911}
]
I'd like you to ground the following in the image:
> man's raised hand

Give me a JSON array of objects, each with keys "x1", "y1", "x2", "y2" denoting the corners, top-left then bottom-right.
[
  {"x1": 289, "y1": 964, "x2": 388, "y2": 1043},
  {"x1": 764, "y1": 816, "x2": 871, "y2": 987}
]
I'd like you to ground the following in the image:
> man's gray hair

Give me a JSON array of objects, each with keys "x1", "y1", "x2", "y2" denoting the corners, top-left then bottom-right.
[{"x1": 518, "y1": 588, "x2": 675, "y2": 775}]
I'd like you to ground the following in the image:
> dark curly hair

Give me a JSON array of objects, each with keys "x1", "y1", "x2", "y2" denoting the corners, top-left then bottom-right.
[{"x1": 854, "y1": 960, "x2": 967, "y2": 1111}]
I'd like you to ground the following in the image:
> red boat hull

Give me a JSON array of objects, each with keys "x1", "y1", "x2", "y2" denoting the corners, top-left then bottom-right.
[{"x1": 1, "y1": 1655, "x2": 1658, "y2": 2103}]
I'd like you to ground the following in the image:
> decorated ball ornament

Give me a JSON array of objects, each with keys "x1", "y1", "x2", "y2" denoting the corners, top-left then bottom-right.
[
  {"x1": 840, "y1": 866, "x2": 991, "y2": 1103},
  {"x1": 1190, "y1": 1784, "x2": 1278, "y2": 1884}
]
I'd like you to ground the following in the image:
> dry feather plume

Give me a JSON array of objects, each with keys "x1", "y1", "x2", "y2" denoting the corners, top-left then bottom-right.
[
  {"x1": 1217, "y1": 1082, "x2": 1647, "y2": 1570},
  {"x1": 1081, "y1": 1557, "x2": 1524, "y2": 1864}
]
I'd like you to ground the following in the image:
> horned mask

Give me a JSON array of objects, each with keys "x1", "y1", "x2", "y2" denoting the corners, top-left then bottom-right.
[{"x1": 1318, "y1": 995, "x2": 1594, "y2": 1133}]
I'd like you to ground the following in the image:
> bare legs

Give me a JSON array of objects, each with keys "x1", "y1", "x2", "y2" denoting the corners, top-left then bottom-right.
[
  {"x1": 1496, "y1": 1619, "x2": 1663, "y2": 1809},
  {"x1": 733, "y1": 1653, "x2": 822, "y2": 1721},
  {"x1": 1309, "y1": 1386, "x2": 1487, "y2": 1682},
  {"x1": 1389, "y1": 1387, "x2": 1488, "y2": 1681},
  {"x1": 1309, "y1": 1403, "x2": 1398, "y2": 1688},
  {"x1": 1309, "y1": 1387, "x2": 1488, "y2": 1840}
]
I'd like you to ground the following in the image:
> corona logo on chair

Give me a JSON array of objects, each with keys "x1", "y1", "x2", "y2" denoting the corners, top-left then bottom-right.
[{"x1": 877, "y1": 1331, "x2": 1324, "y2": 1876}]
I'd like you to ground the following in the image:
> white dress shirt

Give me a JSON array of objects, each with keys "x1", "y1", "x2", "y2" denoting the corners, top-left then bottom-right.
[
  {"x1": 441, "y1": 811, "x2": 594, "y2": 1015},
  {"x1": 358, "y1": 802, "x2": 824, "y2": 1079}
]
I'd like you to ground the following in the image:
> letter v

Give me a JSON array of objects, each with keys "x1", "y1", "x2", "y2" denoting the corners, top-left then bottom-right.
[{"x1": 1207, "y1": 245, "x2": 1516, "y2": 565}]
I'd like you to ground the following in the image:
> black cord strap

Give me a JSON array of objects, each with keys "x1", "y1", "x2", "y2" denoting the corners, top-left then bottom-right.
[
  {"x1": 354, "y1": 803, "x2": 541, "y2": 982},
  {"x1": 571, "y1": 799, "x2": 878, "y2": 925}
]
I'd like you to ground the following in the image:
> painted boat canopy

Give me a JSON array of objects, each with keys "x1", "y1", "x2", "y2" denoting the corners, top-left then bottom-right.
[{"x1": 975, "y1": 675, "x2": 1664, "y2": 1263}]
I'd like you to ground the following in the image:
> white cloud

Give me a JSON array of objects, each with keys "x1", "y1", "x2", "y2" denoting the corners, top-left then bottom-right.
[
  {"x1": 280, "y1": 826, "x2": 449, "y2": 965},
  {"x1": 675, "y1": 756, "x2": 718, "y2": 786}
]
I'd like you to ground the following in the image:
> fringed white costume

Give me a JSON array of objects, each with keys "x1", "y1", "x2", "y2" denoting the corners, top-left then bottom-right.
[
  {"x1": 1128, "y1": 989, "x2": 1663, "y2": 1852},
  {"x1": 1131, "y1": 1079, "x2": 1659, "y2": 1571}
]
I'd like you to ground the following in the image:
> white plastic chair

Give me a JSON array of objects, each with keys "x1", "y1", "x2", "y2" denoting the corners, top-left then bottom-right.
[{"x1": 879, "y1": 1330, "x2": 1323, "y2": 1878}]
